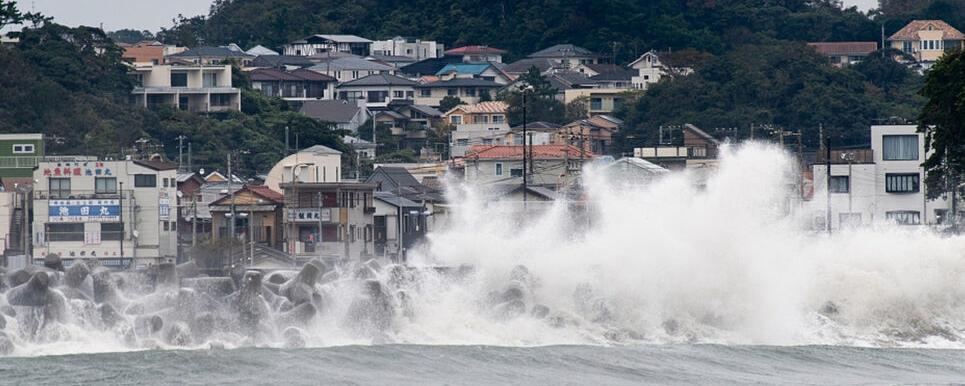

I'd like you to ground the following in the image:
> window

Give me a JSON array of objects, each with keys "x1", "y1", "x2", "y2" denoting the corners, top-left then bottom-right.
[
  {"x1": 510, "y1": 168, "x2": 523, "y2": 177},
  {"x1": 830, "y1": 55, "x2": 842, "y2": 64},
  {"x1": 393, "y1": 90, "x2": 404, "y2": 98},
  {"x1": 101, "y1": 223, "x2": 123, "y2": 241},
  {"x1": 95, "y1": 177, "x2": 117, "y2": 194},
  {"x1": 134, "y1": 174, "x2": 157, "y2": 187},
  {"x1": 12, "y1": 144, "x2": 35, "y2": 154},
  {"x1": 456, "y1": 139, "x2": 469, "y2": 146},
  {"x1": 170, "y1": 72, "x2": 188, "y2": 87},
  {"x1": 903, "y1": 41, "x2": 913, "y2": 53},
  {"x1": 885, "y1": 173, "x2": 920, "y2": 193},
  {"x1": 49, "y1": 178, "x2": 70, "y2": 199},
  {"x1": 882, "y1": 135, "x2": 918, "y2": 161},
  {"x1": 447, "y1": 88, "x2": 458, "y2": 96},
  {"x1": 211, "y1": 94, "x2": 232, "y2": 107},
  {"x1": 163, "y1": 222, "x2": 170, "y2": 231},
  {"x1": 482, "y1": 138, "x2": 493, "y2": 145},
  {"x1": 352, "y1": 70, "x2": 359, "y2": 79},
  {"x1": 495, "y1": 163, "x2": 503, "y2": 176},
  {"x1": 886, "y1": 210, "x2": 921, "y2": 225},
  {"x1": 47, "y1": 223, "x2": 84, "y2": 242},
  {"x1": 829, "y1": 176, "x2": 849, "y2": 193},
  {"x1": 406, "y1": 91, "x2": 414, "y2": 99},
  {"x1": 493, "y1": 115, "x2": 505, "y2": 124},
  {"x1": 202, "y1": 73, "x2": 217, "y2": 87},
  {"x1": 420, "y1": 89, "x2": 431, "y2": 97},
  {"x1": 514, "y1": 135, "x2": 524, "y2": 145},
  {"x1": 466, "y1": 88, "x2": 476, "y2": 97},
  {"x1": 473, "y1": 115, "x2": 489, "y2": 124},
  {"x1": 590, "y1": 97, "x2": 603, "y2": 110},
  {"x1": 450, "y1": 116, "x2": 462, "y2": 124}
]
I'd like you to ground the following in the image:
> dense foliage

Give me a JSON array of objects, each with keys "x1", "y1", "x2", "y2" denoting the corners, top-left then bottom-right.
[{"x1": 917, "y1": 49, "x2": 965, "y2": 199}]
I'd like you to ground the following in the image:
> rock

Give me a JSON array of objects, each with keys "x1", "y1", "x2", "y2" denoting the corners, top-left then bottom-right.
[
  {"x1": 64, "y1": 262, "x2": 91, "y2": 288},
  {"x1": 156, "y1": 262, "x2": 177, "y2": 289},
  {"x1": 91, "y1": 268, "x2": 119, "y2": 304},
  {"x1": 7, "y1": 268, "x2": 35, "y2": 288},
  {"x1": 530, "y1": 304, "x2": 550, "y2": 319},
  {"x1": 278, "y1": 302, "x2": 316, "y2": 326},
  {"x1": 175, "y1": 260, "x2": 200, "y2": 279},
  {"x1": 164, "y1": 322, "x2": 192, "y2": 346},
  {"x1": 99, "y1": 303, "x2": 122, "y2": 328},
  {"x1": 44, "y1": 253, "x2": 64, "y2": 271},
  {"x1": 134, "y1": 314, "x2": 164, "y2": 336},
  {"x1": 180, "y1": 277, "x2": 236, "y2": 298},
  {"x1": 6, "y1": 271, "x2": 50, "y2": 307},
  {"x1": 282, "y1": 327, "x2": 307, "y2": 348},
  {"x1": 0, "y1": 331, "x2": 14, "y2": 355}
]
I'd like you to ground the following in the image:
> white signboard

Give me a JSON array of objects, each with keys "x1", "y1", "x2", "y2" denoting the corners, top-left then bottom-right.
[{"x1": 290, "y1": 208, "x2": 331, "y2": 223}]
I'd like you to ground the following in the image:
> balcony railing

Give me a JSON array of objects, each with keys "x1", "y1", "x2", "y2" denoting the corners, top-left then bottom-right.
[
  {"x1": 0, "y1": 156, "x2": 42, "y2": 169},
  {"x1": 34, "y1": 190, "x2": 131, "y2": 200},
  {"x1": 815, "y1": 148, "x2": 874, "y2": 164},
  {"x1": 634, "y1": 146, "x2": 710, "y2": 159}
]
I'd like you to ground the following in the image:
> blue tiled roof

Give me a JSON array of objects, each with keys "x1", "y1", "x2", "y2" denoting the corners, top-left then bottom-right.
[{"x1": 435, "y1": 63, "x2": 491, "y2": 76}]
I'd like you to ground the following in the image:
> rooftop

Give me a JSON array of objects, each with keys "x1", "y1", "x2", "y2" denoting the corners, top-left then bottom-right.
[
  {"x1": 299, "y1": 100, "x2": 365, "y2": 123},
  {"x1": 306, "y1": 57, "x2": 395, "y2": 71},
  {"x1": 807, "y1": 42, "x2": 878, "y2": 56},
  {"x1": 528, "y1": 44, "x2": 598, "y2": 58},
  {"x1": 444, "y1": 45, "x2": 507, "y2": 55},
  {"x1": 435, "y1": 63, "x2": 494, "y2": 76},
  {"x1": 888, "y1": 20, "x2": 965, "y2": 41},
  {"x1": 445, "y1": 101, "x2": 508, "y2": 115},
  {"x1": 338, "y1": 73, "x2": 419, "y2": 87},
  {"x1": 418, "y1": 78, "x2": 503, "y2": 88},
  {"x1": 464, "y1": 144, "x2": 590, "y2": 160},
  {"x1": 293, "y1": 34, "x2": 373, "y2": 44},
  {"x1": 166, "y1": 46, "x2": 254, "y2": 58}
]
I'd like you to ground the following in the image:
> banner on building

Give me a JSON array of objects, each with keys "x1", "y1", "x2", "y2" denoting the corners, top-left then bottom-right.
[
  {"x1": 48, "y1": 199, "x2": 120, "y2": 223},
  {"x1": 159, "y1": 198, "x2": 171, "y2": 220}
]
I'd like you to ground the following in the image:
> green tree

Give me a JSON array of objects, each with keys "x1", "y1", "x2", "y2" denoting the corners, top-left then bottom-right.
[
  {"x1": 438, "y1": 96, "x2": 465, "y2": 112},
  {"x1": 917, "y1": 49, "x2": 965, "y2": 199}
]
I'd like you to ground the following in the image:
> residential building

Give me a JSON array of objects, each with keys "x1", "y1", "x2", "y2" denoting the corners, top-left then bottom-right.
[
  {"x1": 807, "y1": 42, "x2": 878, "y2": 67},
  {"x1": 398, "y1": 56, "x2": 462, "y2": 77},
  {"x1": 526, "y1": 44, "x2": 605, "y2": 69},
  {"x1": 249, "y1": 55, "x2": 317, "y2": 70},
  {"x1": 887, "y1": 20, "x2": 965, "y2": 65},
  {"x1": 335, "y1": 73, "x2": 418, "y2": 109},
  {"x1": 209, "y1": 184, "x2": 285, "y2": 253},
  {"x1": 343, "y1": 135, "x2": 377, "y2": 160},
  {"x1": 628, "y1": 51, "x2": 692, "y2": 90},
  {"x1": 373, "y1": 103, "x2": 443, "y2": 142},
  {"x1": 586, "y1": 68, "x2": 635, "y2": 89},
  {"x1": 367, "y1": 54, "x2": 418, "y2": 68},
  {"x1": 444, "y1": 45, "x2": 506, "y2": 63},
  {"x1": 264, "y1": 145, "x2": 344, "y2": 193},
  {"x1": 812, "y1": 125, "x2": 951, "y2": 230},
  {"x1": 176, "y1": 172, "x2": 210, "y2": 248},
  {"x1": 444, "y1": 101, "x2": 511, "y2": 157},
  {"x1": 371, "y1": 36, "x2": 444, "y2": 59},
  {"x1": 463, "y1": 144, "x2": 589, "y2": 186},
  {"x1": 130, "y1": 64, "x2": 241, "y2": 112},
  {"x1": 306, "y1": 56, "x2": 396, "y2": 83},
  {"x1": 283, "y1": 34, "x2": 373, "y2": 57},
  {"x1": 32, "y1": 158, "x2": 178, "y2": 268},
  {"x1": 372, "y1": 192, "x2": 426, "y2": 261},
  {"x1": 0, "y1": 133, "x2": 44, "y2": 182},
  {"x1": 365, "y1": 166, "x2": 445, "y2": 237},
  {"x1": 164, "y1": 46, "x2": 254, "y2": 66},
  {"x1": 280, "y1": 181, "x2": 376, "y2": 262},
  {"x1": 502, "y1": 57, "x2": 562, "y2": 76},
  {"x1": 435, "y1": 63, "x2": 513, "y2": 85},
  {"x1": 246, "y1": 45, "x2": 279, "y2": 56},
  {"x1": 299, "y1": 99, "x2": 370, "y2": 132},
  {"x1": 634, "y1": 124, "x2": 720, "y2": 170},
  {"x1": 414, "y1": 78, "x2": 503, "y2": 107},
  {"x1": 563, "y1": 88, "x2": 631, "y2": 115},
  {"x1": 250, "y1": 67, "x2": 336, "y2": 100},
  {"x1": 121, "y1": 41, "x2": 186, "y2": 65},
  {"x1": 595, "y1": 157, "x2": 670, "y2": 187},
  {"x1": 503, "y1": 121, "x2": 560, "y2": 146},
  {"x1": 558, "y1": 115, "x2": 622, "y2": 155}
]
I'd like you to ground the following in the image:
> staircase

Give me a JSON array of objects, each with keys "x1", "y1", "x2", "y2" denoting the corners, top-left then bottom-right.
[{"x1": 6, "y1": 206, "x2": 25, "y2": 255}]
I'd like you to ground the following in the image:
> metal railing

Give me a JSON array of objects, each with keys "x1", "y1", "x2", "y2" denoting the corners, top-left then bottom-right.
[
  {"x1": 0, "y1": 156, "x2": 42, "y2": 169},
  {"x1": 33, "y1": 190, "x2": 131, "y2": 200}
]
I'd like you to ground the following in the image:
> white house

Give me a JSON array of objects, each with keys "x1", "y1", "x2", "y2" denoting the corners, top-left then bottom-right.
[
  {"x1": 283, "y1": 34, "x2": 373, "y2": 57},
  {"x1": 812, "y1": 125, "x2": 950, "y2": 230},
  {"x1": 443, "y1": 101, "x2": 511, "y2": 157},
  {"x1": 628, "y1": 51, "x2": 692, "y2": 90},
  {"x1": 371, "y1": 36, "x2": 444, "y2": 59},
  {"x1": 130, "y1": 64, "x2": 241, "y2": 112},
  {"x1": 264, "y1": 145, "x2": 343, "y2": 193}
]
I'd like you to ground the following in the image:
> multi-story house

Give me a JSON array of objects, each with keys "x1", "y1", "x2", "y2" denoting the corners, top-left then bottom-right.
[
  {"x1": 121, "y1": 41, "x2": 186, "y2": 65},
  {"x1": 283, "y1": 34, "x2": 373, "y2": 57},
  {"x1": 812, "y1": 125, "x2": 951, "y2": 230},
  {"x1": 264, "y1": 145, "x2": 344, "y2": 193},
  {"x1": 414, "y1": 78, "x2": 503, "y2": 107},
  {"x1": 563, "y1": 88, "x2": 631, "y2": 116},
  {"x1": 462, "y1": 144, "x2": 589, "y2": 186},
  {"x1": 335, "y1": 74, "x2": 418, "y2": 109},
  {"x1": 280, "y1": 181, "x2": 376, "y2": 263},
  {"x1": 887, "y1": 20, "x2": 965, "y2": 66},
  {"x1": 250, "y1": 67, "x2": 336, "y2": 101},
  {"x1": 558, "y1": 115, "x2": 622, "y2": 155},
  {"x1": 371, "y1": 36, "x2": 444, "y2": 59},
  {"x1": 0, "y1": 134, "x2": 44, "y2": 183},
  {"x1": 435, "y1": 63, "x2": 513, "y2": 85},
  {"x1": 633, "y1": 124, "x2": 719, "y2": 170},
  {"x1": 628, "y1": 51, "x2": 692, "y2": 90},
  {"x1": 444, "y1": 45, "x2": 506, "y2": 63},
  {"x1": 444, "y1": 101, "x2": 511, "y2": 157},
  {"x1": 306, "y1": 56, "x2": 396, "y2": 83},
  {"x1": 807, "y1": 42, "x2": 879, "y2": 67},
  {"x1": 130, "y1": 64, "x2": 241, "y2": 112},
  {"x1": 163, "y1": 46, "x2": 254, "y2": 66},
  {"x1": 526, "y1": 44, "x2": 606, "y2": 69},
  {"x1": 299, "y1": 100, "x2": 371, "y2": 132},
  {"x1": 208, "y1": 184, "x2": 285, "y2": 258},
  {"x1": 32, "y1": 158, "x2": 178, "y2": 268}
]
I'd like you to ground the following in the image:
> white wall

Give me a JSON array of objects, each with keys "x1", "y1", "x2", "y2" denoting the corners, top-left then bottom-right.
[{"x1": 265, "y1": 151, "x2": 342, "y2": 192}]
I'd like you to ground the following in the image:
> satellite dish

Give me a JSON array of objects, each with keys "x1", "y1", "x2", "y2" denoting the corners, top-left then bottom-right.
[
  {"x1": 176, "y1": 191, "x2": 183, "y2": 198},
  {"x1": 199, "y1": 168, "x2": 205, "y2": 175}
]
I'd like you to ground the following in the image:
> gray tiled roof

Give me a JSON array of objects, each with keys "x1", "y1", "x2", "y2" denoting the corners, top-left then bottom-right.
[
  {"x1": 338, "y1": 73, "x2": 419, "y2": 87},
  {"x1": 299, "y1": 100, "x2": 363, "y2": 123},
  {"x1": 528, "y1": 44, "x2": 598, "y2": 58}
]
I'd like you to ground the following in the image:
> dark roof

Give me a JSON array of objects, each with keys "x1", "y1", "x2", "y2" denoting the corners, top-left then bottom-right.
[
  {"x1": 399, "y1": 56, "x2": 462, "y2": 76},
  {"x1": 404, "y1": 104, "x2": 443, "y2": 117},
  {"x1": 546, "y1": 71, "x2": 591, "y2": 89},
  {"x1": 503, "y1": 58, "x2": 559, "y2": 74},
  {"x1": 250, "y1": 67, "x2": 335, "y2": 82},
  {"x1": 528, "y1": 44, "x2": 598, "y2": 58},
  {"x1": 417, "y1": 78, "x2": 503, "y2": 88},
  {"x1": 299, "y1": 100, "x2": 363, "y2": 123},
  {"x1": 133, "y1": 159, "x2": 177, "y2": 171},
  {"x1": 290, "y1": 68, "x2": 336, "y2": 81},
  {"x1": 511, "y1": 121, "x2": 562, "y2": 131},
  {"x1": 338, "y1": 73, "x2": 419, "y2": 87},
  {"x1": 374, "y1": 191, "x2": 422, "y2": 208},
  {"x1": 250, "y1": 55, "x2": 315, "y2": 68},
  {"x1": 807, "y1": 42, "x2": 878, "y2": 56},
  {"x1": 582, "y1": 63, "x2": 625, "y2": 74},
  {"x1": 588, "y1": 68, "x2": 635, "y2": 81},
  {"x1": 445, "y1": 46, "x2": 507, "y2": 55},
  {"x1": 166, "y1": 46, "x2": 253, "y2": 58},
  {"x1": 367, "y1": 166, "x2": 421, "y2": 188}
]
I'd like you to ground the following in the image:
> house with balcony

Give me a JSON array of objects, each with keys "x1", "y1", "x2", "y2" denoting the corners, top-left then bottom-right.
[
  {"x1": 633, "y1": 124, "x2": 719, "y2": 170},
  {"x1": 444, "y1": 101, "x2": 511, "y2": 157},
  {"x1": 131, "y1": 64, "x2": 241, "y2": 112},
  {"x1": 250, "y1": 67, "x2": 336, "y2": 101},
  {"x1": 280, "y1": 181, "x2": 376, "y2": 262},
  {"x1": 887, "y1": 20, "x2": 965, "y2": 66},
  {"x1": 372, "y1": 191, "x2": 426, "y2": 262},
  {"x1": 558, "y1": 115, "x2": 622, "y2": 156},
  {"x1": 32, "y1": 158, "x2": 178, "y2": 269},
  {"x1": 628, "y1": 51, "x2": 693, "y2": 90},
  {"x1": 444, "y1": 45, "x2": 506, "y2": 63},
  {"x1": 371, "y1": 36, "x2": 444, "y2": 59},
  {"x1": 812, "y1": 125, "x2": 952, "y2": 230},
  {"x1": 373, "y1": 103, "x2": 443, "y2": 142},
  {"x1": 563, "y1": 88, "x2": 631, "y2": 116},
  {"x1": 209, "y1": 184, "x2": 285, "y2": 252},
  {"x1": 283, "y1": 34, "x2": 373, "y2": 57},
  {"x1": 335, "y1": 73, "x2": 418, "y2": 109},
  {"x1": 807, "y1": 42, "x2": 878, "y2": 67},
  {"x1": 414, "y1": 78, "x2": 503, "y2": 107}
]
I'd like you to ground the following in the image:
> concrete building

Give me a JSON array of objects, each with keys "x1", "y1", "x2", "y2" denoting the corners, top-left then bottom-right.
[
  {"x1": 414, "y1": 78, "x2": 503, "y2": 107},
  {"x1": 444, "y1": 101, "x2": 511, "y2": 157},
  {"x1": 812, "y1": 125, "x2": 950, "y2": 230},
  {"x1": 264, "y1": 145, "x2": 343, "y2": 193},
  {"x1": 249, "y1": 67, "x2": 336, "y2": 101},
  {"x1": 563, "y1": 88, "x2": 631, "y2": 115},
  {"x1": 283, "y1": 35, "x2": 373, "y2": 57},
  {"x1": 131, "y1": 64, "x2": 241, "y2": 112},
  {"x1": 335, "y1": 74, "x2": 418, "y2": 109},
  {"x1": 280, "y1": 182, "x2": 376, "y2": 262},
  {"x1": 628, "y1": 51, "x2": 692, "y2": 90},
  {"x1": 371, "y1": 36, "x2": 444, "y2": 59},
  {"x1": 444, "y1": 46, "x2": 506, "y2": 63},
  {"x1": 0, "y1": 133, "x2": 44, "y2": 183},
  {"x1": 633, "y1": 124, "x2": 720, "y2": 170},
  {"x1": 32, "y1": 158, "x2": 178, "y2": 268}
]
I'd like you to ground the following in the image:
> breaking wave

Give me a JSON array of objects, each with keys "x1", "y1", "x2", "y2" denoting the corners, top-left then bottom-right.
[{"x1": 3, "y1": 142, "x2": 965, "y2": 357}]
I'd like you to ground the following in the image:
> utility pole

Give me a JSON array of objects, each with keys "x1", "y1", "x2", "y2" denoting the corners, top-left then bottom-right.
[
  {"x1": 522, "y1": 88, "x2": 528, "y2": 210},
  {"x1": 317, "y1": 191, "x2": 323, "y2": 262},
  {"x1": 191, "y1": 194, "x2": 197, "y2": 248},
  {"x1": 285, "y1": 125, "x2": 290, "y2": 156},
  {"x1": 228, "y1": 153, "x2": 235, "y2": 270},
  {"x1": 187, "y1": 142, "x2": 193, "y2": 174},
  {"x1": 177, "y1": 135, "x2": 187, "y2": 173},
  {"x1": 822, "y1": 124, "x2": 831, "y2": 235}
]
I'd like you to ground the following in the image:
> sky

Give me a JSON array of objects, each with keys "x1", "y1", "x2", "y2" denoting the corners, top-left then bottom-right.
[{"x1": 15, "y1": 0, "x2": 878, "y2": 33}]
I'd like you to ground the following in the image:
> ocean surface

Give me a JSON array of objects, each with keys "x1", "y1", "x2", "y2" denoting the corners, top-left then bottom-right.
[{"x1": 3, "y1": 344, "x2": 965, "y2": 385}]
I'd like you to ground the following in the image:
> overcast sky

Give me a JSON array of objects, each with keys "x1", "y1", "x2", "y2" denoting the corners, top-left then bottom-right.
[{"x1": 17, "y1": 0, "x2": 878, "y2": 33}]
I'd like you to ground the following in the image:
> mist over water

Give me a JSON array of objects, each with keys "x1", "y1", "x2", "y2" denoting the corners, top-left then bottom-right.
[{"x1": 5, "y1": 142, "x2": 965, "y2": 358}]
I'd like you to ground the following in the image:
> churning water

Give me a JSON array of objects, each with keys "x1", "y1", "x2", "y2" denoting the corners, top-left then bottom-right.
[{"x1": 3, "y1": 142, "x2": 965, "y2": 384}]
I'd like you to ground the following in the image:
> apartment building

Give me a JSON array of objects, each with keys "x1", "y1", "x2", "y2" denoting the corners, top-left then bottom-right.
[
  {"x1": 32, "y1": 158, "x2": 178, "y2": 268},
  {"x1": 372, "y1": 36, "x2": 444, "y2": 59},
  {"x1": 443, "y1": 101, "x2": 511, "y2": 157},
  {"x1": 131, "y1": 64, "x2": 241, "y2": 112}
]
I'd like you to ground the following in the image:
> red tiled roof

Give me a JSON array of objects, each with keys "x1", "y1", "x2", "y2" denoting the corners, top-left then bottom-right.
[
  {"x1": 807, "y1": 42, "x2": 878, "y2": 56},
  {"x1": 888, "y1": 20, "x2": 965, "y2": 41},
  {"x1": 248, "y1": 185, "x2": 284, "y2": 203},
  {"x1": 444, "y1": 101, "x2": 508, "y2": 115},
  {"x1": 464, "y1": 145, "x2": 591, "y2": 160},
  {"x1": 444, "y1": 45, "x2": 507, "y2": 55}
]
